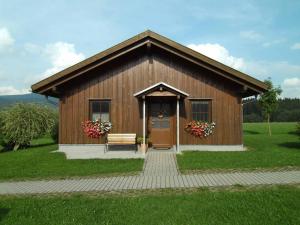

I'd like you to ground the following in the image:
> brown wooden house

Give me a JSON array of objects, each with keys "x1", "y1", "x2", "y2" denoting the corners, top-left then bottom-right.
[{"x1": 31, "y1": 30, "x2": 267, "y2": 157}]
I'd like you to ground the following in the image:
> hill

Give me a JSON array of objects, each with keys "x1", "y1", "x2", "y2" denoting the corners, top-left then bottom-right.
[{"x1": 0, "y1": 93, "x2": 58, "y2": 108}]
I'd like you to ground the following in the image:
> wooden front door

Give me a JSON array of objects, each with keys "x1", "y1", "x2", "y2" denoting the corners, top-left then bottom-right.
[{"x1": 149, "y1": 100, "x2": 173, "y2": 148}]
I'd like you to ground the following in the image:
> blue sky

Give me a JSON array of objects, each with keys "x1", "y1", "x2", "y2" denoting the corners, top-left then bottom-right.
[{"x1": 0, "y1": 0, "x2": 299, "y2": 97}]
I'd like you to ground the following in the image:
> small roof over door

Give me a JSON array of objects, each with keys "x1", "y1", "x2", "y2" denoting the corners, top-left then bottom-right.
[{"x1": 133, "y1": 82, "x2": 189, "y2": 98}]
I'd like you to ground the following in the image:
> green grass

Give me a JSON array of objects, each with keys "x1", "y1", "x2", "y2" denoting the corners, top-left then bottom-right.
[
  {"x1": 0, "y1": 186, "x2": 299, "y2": 225},
  {"x1": 0, "y1": 137, "x2": 143, "y2": 181},
  {"x1": 177, "y1": 122, "x2": 300, "y2": 172}
]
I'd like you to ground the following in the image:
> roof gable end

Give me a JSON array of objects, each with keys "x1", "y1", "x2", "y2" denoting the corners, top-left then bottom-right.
[{"x1": 31, "y1": 30, "x2": 268, "y2": 96}]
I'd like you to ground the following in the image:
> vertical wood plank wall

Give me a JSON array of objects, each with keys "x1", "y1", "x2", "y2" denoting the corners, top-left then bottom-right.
[{"x1": 59, "y1": 49, "x2": 242, "y2": 145}]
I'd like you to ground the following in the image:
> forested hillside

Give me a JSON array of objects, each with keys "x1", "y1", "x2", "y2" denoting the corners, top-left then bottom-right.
[
  {"x1": 0, "y1": 93, "x2": 58, "y2": 108},
  {"x1": 243, "y1": 98, "x2": 300, "y2": 122}
]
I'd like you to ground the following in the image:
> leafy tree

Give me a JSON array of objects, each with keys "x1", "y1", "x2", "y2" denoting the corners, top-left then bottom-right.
[
  {"x1": 258, "y1": 79, "x2": 282, "y2": 136},
  {"x1": 51, "y1": 120, "x2": 59, "y2": 143},
  {"x1": 0, "y1": 110, "x2": 5, "y2": 147},
  {"x1": 297, "y1": 122, "x2": 300, "y2": 138},
  {"x1": 0, "y1": 103, "x2": 57, "y2": 150}
]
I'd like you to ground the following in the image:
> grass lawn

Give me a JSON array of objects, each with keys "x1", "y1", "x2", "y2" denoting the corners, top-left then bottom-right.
[
  {"x1": 0, "y1": 137, "x2": 144, "y2": 181},
  {"x1": 177, "y1": 122, "x2": 300, "y2": 172},
  {"x1": 0, "y1": 186, "x2": 299, "y2": 225}
]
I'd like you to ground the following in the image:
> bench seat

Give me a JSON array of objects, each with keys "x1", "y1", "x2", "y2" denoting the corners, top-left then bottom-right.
[{"x1": 106, "y1": 133, "x2": 136, "y2": 152}]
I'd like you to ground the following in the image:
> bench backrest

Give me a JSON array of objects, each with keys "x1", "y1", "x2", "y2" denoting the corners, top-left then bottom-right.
[{"x1": 107, "y1": 134, "x2": 136, "y2": 145}]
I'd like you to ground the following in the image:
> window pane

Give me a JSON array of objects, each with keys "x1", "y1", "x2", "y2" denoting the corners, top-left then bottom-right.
[
  {"x1": 192, "y1": 113, "x2": 199, "y2": 121},
  {"x1": 160, "y1": 120, "x2": 170, "y2": 128},
  {"x1": 191, "y1": 100, "x2": 211, "y2": 122},
  {"x1": 192, "y1": 102, "x2": 198, "y2": 112},
  {"x1": 199, "y1": 113, "x2": 208, "y2": 121},
  {"x1": 152, "y1": 119, "x2": 160, "y2": 128},
  {"x1": 92, "y1": 113, "x2": 101, "y2": 121},
  {"x1": 90, "y1": 100, "x2": 111, "y2": 121},
  {"x1": 101, "y1": 101, "x2": 109, "y2": 113},
  {"x1": 202, "y1": 103, "x2": 208, "y2": 112},
  {"x1": 101, "y1": 113, "x2": 110, "y2": 122},
  {"x1": 204, "y1": 114, "x2": 208, "y2": 121},
  {"x1": 92, "y1": 101, "x2": 100, "y2": 113}
]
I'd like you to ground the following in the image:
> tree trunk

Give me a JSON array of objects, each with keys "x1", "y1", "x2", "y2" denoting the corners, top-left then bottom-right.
[
  {"x1": 267, "y1": 114, "x2": 272, "y2": 136},
  {"x1": 13, "y1": 143, "x2": 20, "y2": 151}
]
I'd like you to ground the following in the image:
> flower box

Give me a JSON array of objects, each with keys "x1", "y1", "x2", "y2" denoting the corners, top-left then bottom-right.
[
  {"x1": 185, "y1": 121, "x2": 216, "y2": 138},
  {"x1": 82, "y1": 120, "x2": 112, "y2": 138}
]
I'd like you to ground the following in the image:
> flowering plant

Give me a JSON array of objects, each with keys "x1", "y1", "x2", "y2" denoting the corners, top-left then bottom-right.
[
  {"x1": 81, "y1": 120, "x2": 112, "y2": 138},
  {"x1": 185, "y1": 121, "x2": 216, "y2": 138}
]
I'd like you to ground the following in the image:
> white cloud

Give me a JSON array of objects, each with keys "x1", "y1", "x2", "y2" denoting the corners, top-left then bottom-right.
[
  {"x1": 291, "y1": 43, "x2": 300, "y2": 50},
  {"x1": 23, "y1": 41, "x2": 85, "y2": 85},
  {"x1": 42, "y1": 42, "x2": 85, "y2": 78},
  {"x1": 262, "y1": 39, "x2": 285, "y2": 47},
  {"x1": 187, "y1": 42, "x2": 300, "y2": 98},
  {"x1": 187, "y1": 43, "x2": 245, "y2": 70},
  {"x1": 0, "y1": 27, "x2": 14, "y2": 51},
  {"x1": 240, "y1": 30, "x2": 263, "y2": 41},
  {"x1": 282, "y1": 77, "x2": 300, "y2": 98},
  {"x1": 0, "y1": 86, "x2": 30, "y2": 95},
  {"x1": 283, "y1": 77, "x2": 300, "y2": 87}
]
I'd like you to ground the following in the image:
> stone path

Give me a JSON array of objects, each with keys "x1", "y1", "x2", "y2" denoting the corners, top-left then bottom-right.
[
  {"x1": 0, "y1": 151, "x2": 299, "y2": 195},
  {"x1": 142, "y1": 150, "x2": 179, "y2": 176}
]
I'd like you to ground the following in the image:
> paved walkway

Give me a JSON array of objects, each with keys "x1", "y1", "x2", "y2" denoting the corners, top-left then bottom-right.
[
  {"x1": 0, "y1": 151, "x2": 299, "y2": 195},
  {"x1": 142, "y1": 151, "x2": 179, "y2": 176}
]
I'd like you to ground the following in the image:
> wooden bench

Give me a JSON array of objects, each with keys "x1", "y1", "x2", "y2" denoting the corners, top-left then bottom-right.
[{"x1": 105, "y1": 133, "x2": 136, "y2": 153}]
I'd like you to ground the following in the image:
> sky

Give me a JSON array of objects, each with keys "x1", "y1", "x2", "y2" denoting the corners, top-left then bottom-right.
[{"x1": 0, "y1": 0, "x2": 299, "y2": 97}]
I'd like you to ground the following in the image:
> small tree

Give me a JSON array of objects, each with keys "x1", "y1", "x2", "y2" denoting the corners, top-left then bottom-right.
[
  {"x1": 0, "y1": 103, "x2": 57, "y2": 150},
  {"x1": 51, "y1": 120, "x2": 59, "y2": 143},
  {"x1": 0, "y1": 116, "x2": 4, "y2": 147},
  {"x1": 258, "y1": 79, "x2": 282, "y2": 136}
]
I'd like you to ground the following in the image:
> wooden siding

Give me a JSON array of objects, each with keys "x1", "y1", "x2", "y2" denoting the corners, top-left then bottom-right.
[{"x1": 59, "y1": 47, "x2": 243, "y2": 145}]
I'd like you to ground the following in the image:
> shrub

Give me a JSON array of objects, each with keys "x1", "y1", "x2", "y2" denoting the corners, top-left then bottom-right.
[
  {"x1": 0, "y1": 114, "x2": 4, "y2": 147},
  {"x1": 51, "y1": 120, "x2": 59, "y2": 143},
  {"x1": 0, "y1": 103, "x2": 58, "y2": 150},
  {"x1": 136, "y1": 136, "x2": 149, "y2": 144},
  {"x1": 0, "y1": 133, "x2": 4, "y2": 147}
]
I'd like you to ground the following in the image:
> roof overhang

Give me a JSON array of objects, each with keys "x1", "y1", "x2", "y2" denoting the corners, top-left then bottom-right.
[
  {"x1": 134, "y1": 82, "x2": 189, "y2": 98},
  {"x1": 31, "y1": 30, "x2": 268, "y2": 98}
]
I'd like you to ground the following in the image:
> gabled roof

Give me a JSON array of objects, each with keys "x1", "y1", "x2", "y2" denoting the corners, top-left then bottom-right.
[
  {"x1": 134, "y1": 82, "x2": 189, "y2": 98},
  {"x1": 31, "y1": 30, "x2": 268, "y2": 97}
]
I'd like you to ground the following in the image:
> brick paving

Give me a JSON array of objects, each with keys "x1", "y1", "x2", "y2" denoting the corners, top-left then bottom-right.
[
  {"x1": 142, "y1": 150, "x2": 179, "y2": 176},
  {"x1": 0, "y1": 151, "x2": 299, "y2": 195}
]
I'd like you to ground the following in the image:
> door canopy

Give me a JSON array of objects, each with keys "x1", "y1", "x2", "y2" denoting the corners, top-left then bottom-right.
[{"x1": 134, "y1": 82, "x2": 189, "y2": 98}]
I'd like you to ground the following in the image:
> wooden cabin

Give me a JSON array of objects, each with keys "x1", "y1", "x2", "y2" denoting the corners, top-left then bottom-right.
[{"x1": 31, "y1": 30, "x2": 267, "y2": 157}]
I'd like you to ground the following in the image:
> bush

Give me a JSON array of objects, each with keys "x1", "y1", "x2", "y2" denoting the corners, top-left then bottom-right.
[
  {"x1": 0, "y1": 115, "x2": 4, "y2": 147},
  {"x1": 51, "y1": 120, "x2": 59, "y2": 143},
  {"x1": 0, "y1": 103, "x2": 58, "y2": 150},
  {"x1": 0, "y1": 133, "x2": 4, "y2": 147}
]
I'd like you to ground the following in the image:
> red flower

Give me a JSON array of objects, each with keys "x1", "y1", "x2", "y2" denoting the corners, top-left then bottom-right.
[
  {"x1": 185, "y1": 120, "x2": 215, "y2": 138},
  {"x1": 82, "y1": 120, "x2": 103, "y2": 138}
]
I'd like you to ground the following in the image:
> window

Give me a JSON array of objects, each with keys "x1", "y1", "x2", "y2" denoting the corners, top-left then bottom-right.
[
  {"x1": 89, "y1": 100, "x2": 110, "y2": 121},
  {"x1": 191, "y1": 100, "x2": 211, "y2": 122}
]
